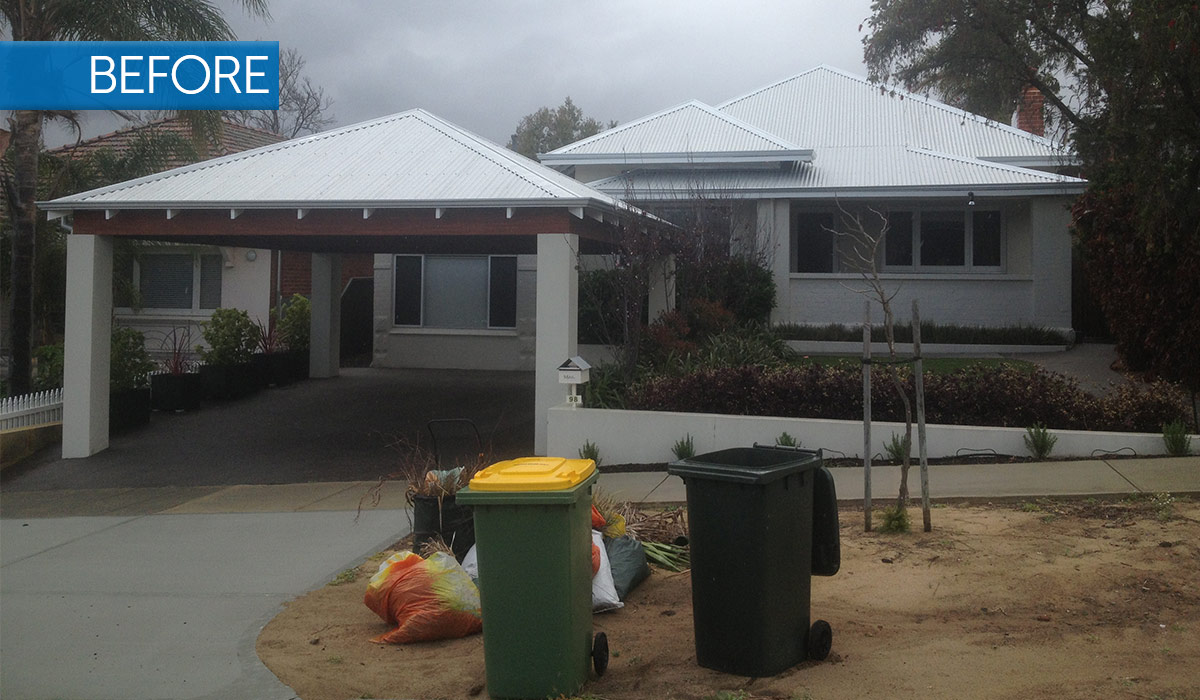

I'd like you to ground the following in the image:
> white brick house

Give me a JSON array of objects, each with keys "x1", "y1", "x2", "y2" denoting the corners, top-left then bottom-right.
[{"x1": 542, "y1": 66, "x2": 1085, "y2": 332}]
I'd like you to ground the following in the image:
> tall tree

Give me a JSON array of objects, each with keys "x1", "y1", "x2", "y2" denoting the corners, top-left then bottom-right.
[
  {"x1": 228, "y1": 47, "x2": 334, "y2": 138},
  {"x1": 863, "y1": 0, "x2": 1200, "y2": 393},
  {"x1": 508, "y1": 97, "x2": 614, "y2": 159},
  {"x1": 1, "y1": 0, "x2": 269, "y2": 395}
]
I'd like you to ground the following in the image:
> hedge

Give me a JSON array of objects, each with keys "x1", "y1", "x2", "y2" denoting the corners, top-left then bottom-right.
[{"x1": 627, "y1": 364, "x2": 1189, "y2": 434}]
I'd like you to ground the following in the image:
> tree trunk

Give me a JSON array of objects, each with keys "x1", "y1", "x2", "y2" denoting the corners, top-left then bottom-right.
[{"x1": 6, "y1": 110, "x2": 43, "y2": 395}]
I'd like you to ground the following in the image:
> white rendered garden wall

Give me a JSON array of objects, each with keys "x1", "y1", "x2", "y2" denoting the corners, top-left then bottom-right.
[{"x1": 547, "y1": 405, "x2": 1188, "y2": 464}]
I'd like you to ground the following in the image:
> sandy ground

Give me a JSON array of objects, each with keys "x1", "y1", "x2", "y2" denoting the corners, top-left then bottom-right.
[{"x1": 258, "y1": 497, "x2": 1200, "y2": 700}]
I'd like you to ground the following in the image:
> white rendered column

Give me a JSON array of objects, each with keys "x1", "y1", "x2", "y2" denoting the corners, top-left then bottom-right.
[
  {"x1": 62, "y1": 234, "x2": 113, "y2": 458},
  {"x1": 535, "y1": 233, "x2": 579, "y2": 456},
  {"x1": 759, "y1": 198, "x2": 791, "y2": 324},
  {"x1": 310, "y1": 253, "x2": 342, "y2": 378}
]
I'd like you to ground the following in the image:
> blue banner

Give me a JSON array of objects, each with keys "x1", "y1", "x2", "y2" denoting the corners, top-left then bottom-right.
[{"x1": 0, "y1": 41, "x2": 279, "y2": 110}]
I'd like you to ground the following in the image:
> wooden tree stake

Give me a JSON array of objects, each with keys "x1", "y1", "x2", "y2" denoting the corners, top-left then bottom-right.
[
  {"x1": 912, "y1": 300, "x2": 931, "y2": 532},
  {"x1": 863, "y1": 300, "x2": 873, "y2": 532}
]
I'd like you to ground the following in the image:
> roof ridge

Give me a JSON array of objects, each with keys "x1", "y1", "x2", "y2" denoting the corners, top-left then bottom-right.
[
  {"x1": 408, "y1": 110, "x2": 570, "y2": 199},
  {"x1": 905, "y1": 146, "x2": 1082, "y2": 182},
  {"x1": 546, "y1": 99, "x2": 804, "y2": 157},
  {"x1": 50, "y1": 112, "x2": 426, "y2": 201},
  {"x1": 545, "y1": 100, "x2": 710, "y2": 155},
  {"x1": 685, "y1": 101, "x2": 804, "y2": 150},
  {"x1": 715, "y1": 65, "x2": 828, "y2": 109},
  {"x1": 719, "y1": 65, "x2": 1070, "y2": 153}
]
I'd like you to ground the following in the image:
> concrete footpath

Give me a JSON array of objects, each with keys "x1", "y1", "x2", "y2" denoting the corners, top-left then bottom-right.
[
  {"x1": 599, "y1": 456, "x2": 1200, "y2": 504},
  {"x1": 0, "y1": 482, "x2": 411, "y2": 700},
  {"x1": 1, "y1": 456, "x2": 1197, "y2": 700}
]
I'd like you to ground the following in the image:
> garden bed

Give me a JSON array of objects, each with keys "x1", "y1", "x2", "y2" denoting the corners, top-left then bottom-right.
[{"x1": 257, "y1": 497, "x2": 1200, "y2": 700}]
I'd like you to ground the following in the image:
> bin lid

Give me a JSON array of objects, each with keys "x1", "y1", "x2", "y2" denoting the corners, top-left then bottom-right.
[
  {"x1": 668, "y1": 446, "x2": 822, "y2": 484},
  {"x1": 468, "y1": 457, "x2": 596, "y2": 492}
]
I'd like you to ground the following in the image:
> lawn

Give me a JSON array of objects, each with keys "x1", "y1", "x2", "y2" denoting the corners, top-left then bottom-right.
[{"x1": 791, "y1": 355, "x2": 1037, "y2": 375}]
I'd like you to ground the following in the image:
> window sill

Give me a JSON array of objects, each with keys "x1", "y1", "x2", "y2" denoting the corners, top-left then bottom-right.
[
  {"x1": 114, "y1": 309, "x2": 216, "y2": 318},
  {"x1": 790, "y1": 272, "x2": 1031, "y2": 282},
  {"x1": 389, "y1": 327, "x2": 519, "y2": 337}
]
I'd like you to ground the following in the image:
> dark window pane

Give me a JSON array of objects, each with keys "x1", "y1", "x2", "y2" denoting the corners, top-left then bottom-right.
[
  {"x1": 140, "y1": 254, "x2": 193, "y2": 308},
  {"x1": 393, "y1": 255, "x2": 422, "y2": 325},
  {"x1": 793, "y1": 212, "x2": 835, "y2": 272},
  {"x1": 114, "y1": 255, "x2": 136, "y2": 307},
  {"x1": 885, "y1": 211, "x2": 913, "y2": 266},
  {"x1": 424, "y1": 256, "x2": 488, "y2": 328},
  {"x1": 199, "y1": 254, "x2": 222, "y2": 309},
  {"x1": 489, "y1": 256, "x2": 518, "y2": 328},
  {"x1": 919, "y1": 211, "x2": 965, "y2": 266},
  {"x1": 973, "y1": 210, "x2": 1002, "y2": 267}
]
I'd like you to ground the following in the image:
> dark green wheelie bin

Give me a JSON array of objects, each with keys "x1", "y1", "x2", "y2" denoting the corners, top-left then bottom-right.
[
  {"x1": 669, "y1": 445, "x2": 839, "y2": 677},
  {"x1": 457, "y1": 456, "x2": 608, "y2": 699}
]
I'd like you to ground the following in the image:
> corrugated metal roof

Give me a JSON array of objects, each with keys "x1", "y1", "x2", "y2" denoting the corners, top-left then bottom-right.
[
  {"x1": 42, "y1": 109, "x2": 631, "y2": 211},
  {"x1": 719, "y1": 65, "x2": 1073, "y2": 163},
  {"x1": 542, "y1": 100, "x2": 807, "y2": 160},
  {"x1": 586, "y1": 146, "x2": 1085, "y2": 199}
]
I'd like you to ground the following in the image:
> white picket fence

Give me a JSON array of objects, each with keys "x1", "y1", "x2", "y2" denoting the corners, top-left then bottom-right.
[{"x1": 0, "y1": 388, "x2": 65, "y2": 431}]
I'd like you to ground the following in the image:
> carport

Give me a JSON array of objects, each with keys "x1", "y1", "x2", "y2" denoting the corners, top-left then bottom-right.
[{"x1": 40, "y1": 109, "x2": 660, "y2": 459}]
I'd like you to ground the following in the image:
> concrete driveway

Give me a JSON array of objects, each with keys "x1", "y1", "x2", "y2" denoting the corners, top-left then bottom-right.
[
  {"x1": 0, "y1": 498, "x2": 409, "y2": 700},
  {"x1": 2, "y1": 367, "x2": 534, "y2": 492},
  {"x1": 0, "y1": 368, "x2": 526, "y2": 699}
]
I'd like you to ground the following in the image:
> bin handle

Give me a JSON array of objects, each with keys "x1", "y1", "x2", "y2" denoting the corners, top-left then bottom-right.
[{"x1": 752, "y1": 443, "x2": 822, "y2": 459}]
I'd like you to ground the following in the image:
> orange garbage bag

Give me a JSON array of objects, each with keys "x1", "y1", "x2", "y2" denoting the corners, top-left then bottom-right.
[
  {"x1": 364, "y1": 551, "x2": 482, "y2": 644},
  {"x1": 591, "y1": 504, "x2": 607, "y2": 529}
]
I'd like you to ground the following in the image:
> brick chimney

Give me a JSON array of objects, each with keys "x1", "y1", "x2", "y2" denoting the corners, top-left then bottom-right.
[{"x1": 1016, "y1": 85, "x2": 1045, "y2": 136}]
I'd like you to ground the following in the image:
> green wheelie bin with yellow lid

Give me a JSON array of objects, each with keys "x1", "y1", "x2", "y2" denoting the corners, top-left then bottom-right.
[{"x1": 457, "y1": 456, "x2": 608, "y2": 699}]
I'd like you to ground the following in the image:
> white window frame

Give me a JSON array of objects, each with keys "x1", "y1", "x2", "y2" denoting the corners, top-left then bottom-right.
[
  {"x1": 883, "y1": 208, "x2": 1004, "y2": 273},
  {"x1": 119, "y1": 249, "x2": 223, "y2": 314},
  {"x1": 392, "y1": 254, "x2": 518, "y2": 330}
]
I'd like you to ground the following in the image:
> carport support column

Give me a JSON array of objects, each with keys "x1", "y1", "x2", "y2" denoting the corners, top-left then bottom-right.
[
  {"x1": 62, "y1": 234, "x2": 113, "y2": 458},
  {"x1": 535, "y1": 233, "x2": 578, "y2": 456},
  {"x1": 310, "y1": 253, "x2": 342, "y2": 378}
]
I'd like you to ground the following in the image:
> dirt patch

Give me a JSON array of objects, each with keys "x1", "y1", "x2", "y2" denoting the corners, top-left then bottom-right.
[{"x1": 258, "y1": 498, "x2": 1200, "y2": 700}]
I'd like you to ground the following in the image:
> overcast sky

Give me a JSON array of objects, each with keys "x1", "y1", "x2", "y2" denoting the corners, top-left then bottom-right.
[{"x1": 44, "y1": 0, "x2": 876, "y2": 148}]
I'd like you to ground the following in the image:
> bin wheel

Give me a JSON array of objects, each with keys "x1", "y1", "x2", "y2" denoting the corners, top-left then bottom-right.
[
  {"x1": 592, "y1": 632, "x2": 609, "y2": 676},
  {"x1": 807, "y1": 620, "x2": 833, "y2": 661}
]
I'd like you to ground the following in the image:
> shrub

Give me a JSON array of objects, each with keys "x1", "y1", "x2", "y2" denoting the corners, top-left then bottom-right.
[
  {"x1": 33, "y1": 344, "x2": 65, "y2": 391},
  {"x1": 1162, "y1": 420, "x2": 1193, "y2": 456},
  {"x1": 583, "y1": 363, "x2": 629, "y2": 409},
  {"x1": 626, "y1": 364, "x2": 1189, "y2": 434},
  {"x1": 277, "y1": 294, "x2": 311, "y2": 355},
  {"x1": 642, "y1": 310, "x2": 697, "y2": 364},
  {"x1": 884, "y1": 432, "x2": 910, "y2": 462},
  {"x1": 776, "y1": 431, "x2": 798, "y2": 447},
  {"x1": 1073, "y1": 186, "x2": 1200, "y2": 392},
  {"x1": 579, "y1": 440, "x2": 602, "y2": 466},
  {"x1": 198, "y1": 308, "x2": 256, "y2": 366},
  {"x1": 692, "y1": 327, "x2": 794, "y2": 371},
  {"x1": 1023, "y1": 423, "x2": 1058, "y2": 459},
  {"x1": 878, "y1": 505, "x2": 911, "y2": 533},
  {"x1": 110, "y1": 327, "x2": 154, "y2": 391},
  {"x1": 579, "y1": 268, "x2": 635, "y2": 345},
  {"x1": 671, "y1": 433, "x2": 695, "y2": 460},
  {"x1": 677, "y1": 256, "x2": 776, "y2": 325},
  {"x1": 683, "y1": 298, "x2": 736, "y2": 338}
]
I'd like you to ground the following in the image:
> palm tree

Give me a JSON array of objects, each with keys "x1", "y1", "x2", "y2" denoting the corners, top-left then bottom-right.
[{"x1": 1, "y1": 0, "x2": 269, "y2": 395}]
